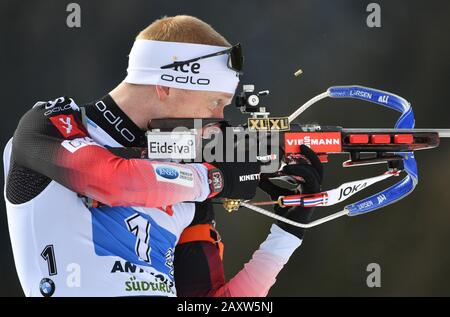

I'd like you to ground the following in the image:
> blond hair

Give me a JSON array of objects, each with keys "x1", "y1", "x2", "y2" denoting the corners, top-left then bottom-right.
[{"x1": 136, "y1": 15, "x2": 230, "y2": 47}]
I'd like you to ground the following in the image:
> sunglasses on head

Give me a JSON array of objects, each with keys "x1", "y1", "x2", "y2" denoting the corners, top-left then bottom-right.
[{"x1": 160, "y1": 43, "x2": 243, "y2": 74}]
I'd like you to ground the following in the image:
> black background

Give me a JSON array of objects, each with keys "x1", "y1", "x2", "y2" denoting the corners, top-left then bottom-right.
[{"x1": 1, "y1": 0, "x2": 450, "y2": 296}]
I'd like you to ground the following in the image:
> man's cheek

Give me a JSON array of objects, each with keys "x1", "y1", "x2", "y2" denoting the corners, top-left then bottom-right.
[{"x1": 211, "y1": 107, "x2": 225, "y2": 119}]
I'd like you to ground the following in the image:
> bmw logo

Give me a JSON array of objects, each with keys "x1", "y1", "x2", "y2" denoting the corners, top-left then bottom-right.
[{"x1": 39, "y1": 278, "x2": 55, "y2": 297}]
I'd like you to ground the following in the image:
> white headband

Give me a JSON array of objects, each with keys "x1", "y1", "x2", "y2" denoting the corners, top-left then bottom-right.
[{"x1": 124, "y1": 40, "x2": 240, "y2": 94}]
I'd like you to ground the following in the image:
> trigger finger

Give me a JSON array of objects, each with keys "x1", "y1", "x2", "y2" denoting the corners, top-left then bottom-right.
[{"x1": 300, "y1": 145, "x2": 323, "y2": 183}]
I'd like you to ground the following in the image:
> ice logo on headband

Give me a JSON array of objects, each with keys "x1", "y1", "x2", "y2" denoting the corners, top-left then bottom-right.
[{"x1": 160, "y1": 62, "x2": 210, "y2": 86}]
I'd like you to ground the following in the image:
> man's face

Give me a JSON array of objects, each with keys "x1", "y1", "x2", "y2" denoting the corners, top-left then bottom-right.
[{"x1": 164, "y1": 88, "x2": 234, "y2": 119}]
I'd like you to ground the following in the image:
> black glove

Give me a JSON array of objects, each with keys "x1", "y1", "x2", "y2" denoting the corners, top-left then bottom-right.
[
  {"x1": 259, "y1": 145, "x2": 323, "y2": 239},
  {"x1": 202, "y1": 120, "x2": 262, "y2": 200},
  {"x1": 206, "y1": 161, "x2": 261, "y2": 199}
]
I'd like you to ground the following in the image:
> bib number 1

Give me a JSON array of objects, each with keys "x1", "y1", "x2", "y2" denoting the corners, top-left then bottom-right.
[
  {"x1": 125, "y1": 213, "x2": 152, "y2": 263},
  {"x1": 41, "y1": 245, "x2": 57, "y2": 276}
]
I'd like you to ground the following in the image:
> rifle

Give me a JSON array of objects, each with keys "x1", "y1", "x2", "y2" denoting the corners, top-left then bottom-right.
[{"x1": 146, "y1": 85, "x2": 450, "y2": 228}]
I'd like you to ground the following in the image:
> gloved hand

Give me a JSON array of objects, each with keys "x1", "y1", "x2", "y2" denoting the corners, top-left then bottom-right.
[
  {"x1": 259, "y1": 145, "x2": 323, "y2": 239},
  {"x1": 205, "y1": 161, "x2": 261, "y2": 199},
  {"x1": 202, "y1": 121, "x2": 262, "y2": 200}
]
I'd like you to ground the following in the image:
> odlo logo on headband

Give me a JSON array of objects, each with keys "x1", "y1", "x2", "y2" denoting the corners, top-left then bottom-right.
[{"x1": 161, "y1": 62, "x2": 211, "y2": 86}]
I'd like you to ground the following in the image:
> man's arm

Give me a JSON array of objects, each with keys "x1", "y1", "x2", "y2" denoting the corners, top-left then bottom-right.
[
  {"x1": 174, "y1": 145, "x2": 323, "y2": 297},
  {"x1": 174, "y1": 202, "x2": 301, "y2": 297},
  {"x1": 174, "y1": 224, "x2": 301, "y2": 297},
  {"x1": 9, "y1": 98, "x2": 210, "y2": 207}
]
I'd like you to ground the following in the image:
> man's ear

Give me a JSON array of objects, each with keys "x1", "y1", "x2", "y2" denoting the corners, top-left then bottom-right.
[{"x1": 155, "y1": 85, "x2": 170, "y2": 101}]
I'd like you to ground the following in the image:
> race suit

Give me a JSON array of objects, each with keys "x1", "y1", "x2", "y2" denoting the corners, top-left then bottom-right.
[{"x1": 3, "y1": 95, "x2": 302, "y2": 297}]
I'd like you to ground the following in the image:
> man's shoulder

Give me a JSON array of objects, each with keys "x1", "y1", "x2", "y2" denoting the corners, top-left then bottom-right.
[
  {"x1": 12, "y1": 96, "x2": 91, "y2": 149},
  {"x1": 17, "y1": 96, "x2": 84, "y2": 132},
  {"x1": 28, "y1": 96, "x2": 81, "y2": 116}
]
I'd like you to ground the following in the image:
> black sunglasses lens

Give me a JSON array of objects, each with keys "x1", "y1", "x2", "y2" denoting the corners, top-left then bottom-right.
[{"x1": 228, "y1": 44, "x2": 243, "y2": 72}]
